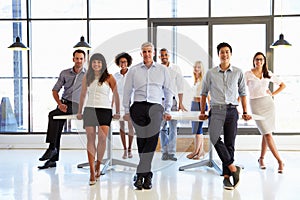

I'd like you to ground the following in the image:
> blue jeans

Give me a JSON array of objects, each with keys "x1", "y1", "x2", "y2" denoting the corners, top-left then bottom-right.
[
  {"x1": 208, "y1": 105, "x2": 238, "y2": 176},
  {"x1": 191, "y1": 101, "x2": 207, "y2": 134},
  {"x1": 160, "y1": 98, "x2": 177, "y2": 154},
  {"x1": 160, "y1": 120, "x2": 177, "y2": 154}
]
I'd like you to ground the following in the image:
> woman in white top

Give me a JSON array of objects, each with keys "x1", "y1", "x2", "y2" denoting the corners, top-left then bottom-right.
[
  {"x1": 77, "y1": 53, "x2": 120, "y2": 185},
  {"x1": 113, "y1": 52, "x2": 135, "y2": 159},
  {"x1": 186, "y1": 61, "x2": 209, "y2": 160},
  {"x1": 245, "y1": 52, "x2": 286, "y2": 173}
]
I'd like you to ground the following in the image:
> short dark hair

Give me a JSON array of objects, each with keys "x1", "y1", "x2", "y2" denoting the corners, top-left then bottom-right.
[
  {"x1": 73, "y1": 49, "x2": 86, "y2": 58},
  {"x1": 217, "y1": 42, "x2": 232, "y2": 55},
  {"x1": 115, "y1": 52, "x2": 133, "y2": 67},
  {"x1": 159, "y1": 48, "x2": 169, "y2": 54}
]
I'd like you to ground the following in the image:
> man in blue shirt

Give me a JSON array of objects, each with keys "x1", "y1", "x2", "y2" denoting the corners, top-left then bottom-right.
[
  {"x1": 38, "y1": 49, "x2": 86, "y2": 169},
  {"x1": 123, "y1": 42, "x2": 174, "y2": 190},
  {"x1": 199, "y1": 42, "x2": 252, "y2": 190}
]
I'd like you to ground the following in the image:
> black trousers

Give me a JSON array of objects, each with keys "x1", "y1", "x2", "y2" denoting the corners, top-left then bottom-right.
[
  {"x1": 129, "y1": 102, "x2": 164, "y2": 177},
  {"x1": 208, "y1": 106, "x2": 239, "y2": 176},
  {"x1": 45, "y1": 99, "x2": 78, "y2": 161}
]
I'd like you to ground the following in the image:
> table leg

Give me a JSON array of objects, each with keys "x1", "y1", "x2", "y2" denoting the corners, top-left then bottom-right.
[
  {"x1": 77, "y1": 126, "x2": 137, "y2": 174},
  {"x1": 178, "y1": 141, "x2": 222, "y2": 175}
]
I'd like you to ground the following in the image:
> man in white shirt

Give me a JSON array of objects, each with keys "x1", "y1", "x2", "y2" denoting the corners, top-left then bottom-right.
[
  {"x1": 123, "y1": 42, "x2": 173, "y2": 190},
  {"x1": 159, "y1": 48, "x2": 187, "y2": 161}
]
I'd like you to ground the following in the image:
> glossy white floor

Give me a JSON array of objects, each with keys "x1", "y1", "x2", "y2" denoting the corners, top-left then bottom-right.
[{"x1": 0, "y1": 148, "x2": 299, "y2": 200}]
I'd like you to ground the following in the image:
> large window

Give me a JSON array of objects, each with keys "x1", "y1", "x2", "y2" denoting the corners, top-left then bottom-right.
[
  {"x1": 90, "y1": 0, "x2": 147, "y2": 18},
  {"x1": 211, "y1": 0, "x2": 271, "y2": 17},
  {"x1": 273, "y1": 17, "x2": 300, "y2": 132},
  {"x1": 0, "y1": 2, "x2": 28, "y2": 132},
  {"x1": 31, "y1": 0, "x2": 85, "y2": 18},
  {"x1": 150, "y1": 0, "x2": 208, "y2": 18},
  {"x1": 0, "y1": 0, "x2": 300, "y2": 134}
]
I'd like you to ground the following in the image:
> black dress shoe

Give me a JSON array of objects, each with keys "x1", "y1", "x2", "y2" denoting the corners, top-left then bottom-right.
[
  {"x1": 39, "y1": 148, "x2": 57, "y2": 161},
  {"x1": 232, "y1": 166, "x2": 241, "y2": 188},
  {"x1": 38, "y1": 160, "x2": 56, "y2": 169},
  {"x1": 143, "y1": 173, "x2": 153, "y2": 189},
  {"x1": 133, "y1": 175, "x2": 143, "y2": 190}
]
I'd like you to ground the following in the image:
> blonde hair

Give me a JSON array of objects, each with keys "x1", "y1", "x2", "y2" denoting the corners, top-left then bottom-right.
[{"x1": 193, "y1": 61, "x2": 204, "y2": 85}]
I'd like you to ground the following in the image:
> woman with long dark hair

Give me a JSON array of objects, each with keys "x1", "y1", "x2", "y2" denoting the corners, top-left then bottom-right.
[
  {"x1": 77, "y1": 53, "x2": 120, "y2": 185},
  {"x1": 245, "y1": 52, "x2": 286, "y2": 173}
]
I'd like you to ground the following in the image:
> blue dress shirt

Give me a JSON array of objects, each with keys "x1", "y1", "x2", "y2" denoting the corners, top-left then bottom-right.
[{"x1": 201, "y1": 65, "x2": 246, "y2": 106}]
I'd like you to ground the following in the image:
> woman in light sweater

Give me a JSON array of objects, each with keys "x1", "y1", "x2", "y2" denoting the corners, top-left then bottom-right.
[
  {"x1": 245, "y1": 52, "x2": 285, "y2": 173},
  {"x1": 77, "y1": 53, "x2": 120, "y2": 185}
]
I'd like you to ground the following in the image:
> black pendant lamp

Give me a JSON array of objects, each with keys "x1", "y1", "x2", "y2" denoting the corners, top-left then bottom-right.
[
  {"x1": 270, "y1": 0, "x2": 292, "y2": 48},
  {"x1": 270, "y1": 33, "x2": 292, "y2": 48},
  {"x1": 73, "y1": 36, "x2": 91, "y2": 50},
  {"x1": 8, "y1": 36, "x2": 29, "y2": 51}
]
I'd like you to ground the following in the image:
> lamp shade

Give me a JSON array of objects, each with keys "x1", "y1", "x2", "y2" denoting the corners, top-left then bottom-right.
[
  {"x1": 73, "y1": 36, "x2": 91, "y2": 49},
  {"x1": 8, "y1": 36, "x2": 29, "y2": 50},
  {"x1": 270, "y1": 33, "x2": 292, "y2": 48}
]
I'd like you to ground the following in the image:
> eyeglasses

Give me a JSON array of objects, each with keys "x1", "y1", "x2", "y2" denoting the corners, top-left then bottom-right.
[
  {"x1": 120, "y1": 61, "x2": 128, "y2": 64},
  {"x1": 255, "y1": 58, "x2": 264, "y2": 62}
]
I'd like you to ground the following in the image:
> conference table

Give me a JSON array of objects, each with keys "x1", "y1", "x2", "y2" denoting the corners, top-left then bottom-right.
[
  {"x1": 171, "y1": 111, "x2": 264, "y2": 174},
  {"x1": 54, "y1": 111, "x2": 263, "y2": 175}
]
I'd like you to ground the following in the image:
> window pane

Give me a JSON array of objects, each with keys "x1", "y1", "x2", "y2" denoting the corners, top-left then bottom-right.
[
  {"x1": 32, "y1": 79, "x2": 58, "y2": 132},
  {"x1": 31, "y1": 20, "x2": 87, "y2": 77},
  {"x1": 213, "y1": 24, "x2": 266, "y2": 127},
  {"x1": 0, "y1": 20, "x2": 28, "y2": 133},
  {"x1": 90, "y1": 0, "x2": 146, "y2": 18},
  {"x1": 0, "y1": 21, "x2": 28, "y2": 77},
  {"x1": 274, "y1": 0, "x2": 300, "y2": 15},
  {"x1": 90, "y1": 20, "x2": 147, "y2": 75},
  {"x1": 273, "y1": 17, "x2": 300, "y2": 132},
  {"x1": 31, "y1": 20, "x2": 88, "y2": 132},
  {"x1": 31, "y1": 0, "x2": 86, "y2": 18},
  {"x1": 213, "y1": 24, "x2": 266, "y2": 73},
  {"x1": 0, "y1": 0, "x2": 26, "y2": 18},
  {"x1": 150, "y1": 0, "x2": 208, "y2": 18},
  {"x1": 156, "y1": 25, "x2": 209, "y2": 112},
  {"x1": 211, "y1": 0, "x2": 271, "y2": 17},
  {"x1": 0, "y1": 79, "x2": 28, "y2": 132}
]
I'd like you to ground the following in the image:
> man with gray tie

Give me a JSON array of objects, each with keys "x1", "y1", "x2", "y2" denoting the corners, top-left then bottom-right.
[{"x1": 123, "y1": 42, "x2": 174, "y2": 190}]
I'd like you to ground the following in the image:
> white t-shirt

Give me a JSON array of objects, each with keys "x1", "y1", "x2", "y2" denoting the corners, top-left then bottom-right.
[
  {"x1": 193, "y1": 81, "x2": 202, "y2": 98},
  {"x1": 245, "y1": 70, "x2": 282, "y2": 99},
  {"x1": 165, "y1": 63, "x2": 184, "y2": 97}
]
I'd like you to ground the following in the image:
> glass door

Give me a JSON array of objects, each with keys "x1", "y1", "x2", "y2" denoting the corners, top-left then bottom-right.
[{"x1": 150, "y1": 19, "x2": 270, "y2": 130}]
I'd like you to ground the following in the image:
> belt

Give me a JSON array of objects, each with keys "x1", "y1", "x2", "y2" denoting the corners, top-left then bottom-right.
[
  {"x1": 134, "y1": 101, "x2": 154, "y2": 105},
  {"x1": 61, "y1": 98, "x2": 73, "y2": 104},
  {"x1": 211, "y1": 104, "x2": 237, "y2": 109}
]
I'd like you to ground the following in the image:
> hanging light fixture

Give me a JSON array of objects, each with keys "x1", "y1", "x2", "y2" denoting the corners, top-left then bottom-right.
[
  {"x1": 270, "y1": 0, "x2": 292, "y2": 48},
  {"x1": 73, "y1": 36, "x2": 91, "y2": 49},
  {"x1": 270, "y1": 33, "x2": 291, "y2": 48},
  {"x1": 8, "y1": 36, "x2": 29, "y2": 50},
  {"x1": 8, "y1": 0, "x2": 29, "y2": 51},
  {"x1": 73, "y1": 0, "x2": 91, "y2": 50}
]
